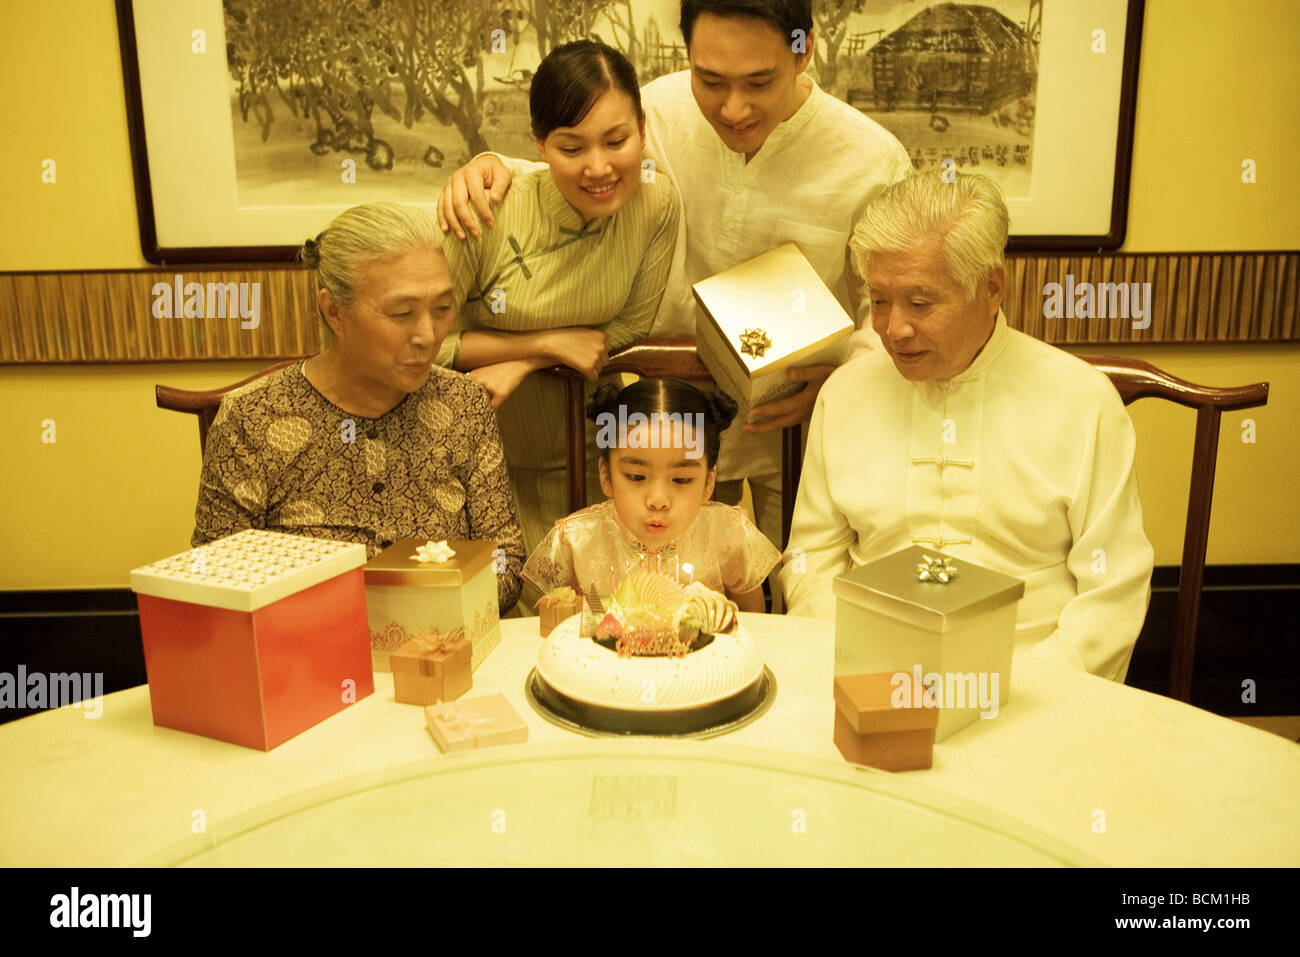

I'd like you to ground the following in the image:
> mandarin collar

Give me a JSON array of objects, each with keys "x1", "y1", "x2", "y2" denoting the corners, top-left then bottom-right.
[{"x1": 538, "y1": 169, "x2": 608, "y2": 236}]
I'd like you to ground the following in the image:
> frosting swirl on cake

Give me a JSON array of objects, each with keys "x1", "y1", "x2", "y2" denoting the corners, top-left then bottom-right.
[{"x1": 677, "y1": 581, "x2": 738, "y2": 636}]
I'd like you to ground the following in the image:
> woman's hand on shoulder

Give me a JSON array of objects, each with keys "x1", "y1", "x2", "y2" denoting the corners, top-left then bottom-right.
[
  {"x1": 437, "y1": 154, "x2": 513, "y2": 239},
  {"x1": 540, "y1": 328, "x2": 610, "y2": 381}
]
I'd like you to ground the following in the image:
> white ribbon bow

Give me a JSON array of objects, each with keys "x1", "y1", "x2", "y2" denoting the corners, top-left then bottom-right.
[{"x1": 411, "y1": 540, "x2": 456, "y2": 563}]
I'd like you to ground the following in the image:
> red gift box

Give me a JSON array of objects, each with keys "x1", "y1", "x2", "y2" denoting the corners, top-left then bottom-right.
[{"x1": 130, "y1": 530, "x2": 374, "y2": 750}]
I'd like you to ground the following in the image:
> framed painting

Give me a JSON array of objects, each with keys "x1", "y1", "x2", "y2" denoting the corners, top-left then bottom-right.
[
  {"x1": 117, "y1": 0, "x2": 1143, "y2": 263},
  {"x1": 839, "y1": 0, "x2": 1145, "y2": 250}
]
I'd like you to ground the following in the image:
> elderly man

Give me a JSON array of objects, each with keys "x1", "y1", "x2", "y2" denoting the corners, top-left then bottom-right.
[{"x1": 781, "y1": 171, "x2": 1154, "y2": 681}]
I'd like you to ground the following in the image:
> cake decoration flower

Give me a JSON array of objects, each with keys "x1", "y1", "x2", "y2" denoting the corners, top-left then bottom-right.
[
  {"x1": 916, "y1": 554, "x2": 958, "y2": 584},
  {"x1": 412, "y1": 540, "x2": 456, "y2": 563}
]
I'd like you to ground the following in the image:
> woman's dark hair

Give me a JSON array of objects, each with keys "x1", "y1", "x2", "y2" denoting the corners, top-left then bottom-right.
[
  {"x1": 680, "y1": 0, "x2": 812, "y2": 49},
  {"x1": 585, "y1": 378, "x2": 740, "y2": 469},
  {"x1": 531, "y1": 40, "x2": 644, "y2": 141}
]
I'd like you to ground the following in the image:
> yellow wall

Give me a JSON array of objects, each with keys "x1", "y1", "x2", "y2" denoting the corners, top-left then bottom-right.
[{"x1": 1, "y1": 0, "x2": 1297, "y2": 588}]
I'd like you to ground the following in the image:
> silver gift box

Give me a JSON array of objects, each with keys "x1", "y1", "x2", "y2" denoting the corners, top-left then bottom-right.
[{"x1": 833, "y1": 545, "x2": 1025, "y2": 742}]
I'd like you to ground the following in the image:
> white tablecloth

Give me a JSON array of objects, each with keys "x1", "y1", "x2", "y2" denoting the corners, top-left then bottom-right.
[{"x1": 1, "y1": 615, "x2": 1297, "y2": 865}]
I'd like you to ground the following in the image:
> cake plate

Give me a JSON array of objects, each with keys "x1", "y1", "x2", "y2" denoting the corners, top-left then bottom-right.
[{"x1": 525, "y1": 666, "x2": 777, "y2": 739}]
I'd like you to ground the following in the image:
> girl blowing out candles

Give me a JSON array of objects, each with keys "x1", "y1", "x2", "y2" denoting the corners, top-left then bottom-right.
[{"x1": 522, "y1": 378, "x2": 780, "y2": 613}]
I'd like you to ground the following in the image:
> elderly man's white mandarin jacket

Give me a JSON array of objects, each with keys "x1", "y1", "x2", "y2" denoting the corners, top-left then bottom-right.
[{"x1": 781, "y1": 312, "x2": 1155, "y2": 681}]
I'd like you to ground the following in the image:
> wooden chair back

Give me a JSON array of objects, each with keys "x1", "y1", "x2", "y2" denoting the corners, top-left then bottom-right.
[
  {"x1": 155, "y1": 359, "x2": 299, "y2": 453},
  {"x1": 1079, "y1": 355, "x2": 1269, "y2": 702}
]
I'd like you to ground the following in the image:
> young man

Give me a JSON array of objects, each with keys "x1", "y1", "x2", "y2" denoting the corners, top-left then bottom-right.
[{"x1": 438, "y1": 1, "x2": 912, "y2": 605}]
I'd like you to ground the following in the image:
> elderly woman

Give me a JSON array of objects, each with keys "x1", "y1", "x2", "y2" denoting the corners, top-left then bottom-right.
[
  {"x1": 191, "y1": 202, "x2": 526, "y2": 611},
  {"x1": 782, "y1": 170, "x2": 1154, "y2": 681}
]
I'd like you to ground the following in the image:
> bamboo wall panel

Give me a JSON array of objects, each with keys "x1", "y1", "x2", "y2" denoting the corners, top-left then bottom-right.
[{"x1": 1, "y1": 253, "x2": 1295, "y2": 363}]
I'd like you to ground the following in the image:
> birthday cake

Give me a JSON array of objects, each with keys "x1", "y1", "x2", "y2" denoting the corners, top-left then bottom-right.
[{"x1": 533, "y1": 569, "x2": 767, "y2": 733}]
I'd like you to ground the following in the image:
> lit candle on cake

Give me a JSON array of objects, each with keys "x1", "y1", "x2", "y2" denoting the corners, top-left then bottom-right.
[{"x1": 682, "y1": 562, "x2": 694, "y2": 585}]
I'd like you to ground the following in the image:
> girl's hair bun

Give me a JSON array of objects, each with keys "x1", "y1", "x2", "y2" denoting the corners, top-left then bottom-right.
[
  {"x1": 705, "y1": 390, "x2": 739, "y2": 432},
  {"x1": 584, "y1": 381, "x2": 622, "y2": 422}
]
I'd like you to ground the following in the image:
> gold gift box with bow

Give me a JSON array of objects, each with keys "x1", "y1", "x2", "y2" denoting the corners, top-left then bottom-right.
[
  {"x1": 692, "y1": 243, "x2": 853, "y2": 421},
  {"x1": 390, "y1": 631, "x2": 472, "y2": 706}
]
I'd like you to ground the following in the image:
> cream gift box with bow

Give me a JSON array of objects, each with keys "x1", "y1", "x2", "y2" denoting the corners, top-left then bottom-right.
[
  {"x1": 832, "y1": 545, "x2": 1025, "y2": 743},
  {"x1": 363, "y1": 539, "x2": 501, "y2": 672},
  {"x1": 691, "y1": 243, "x2": 853, "y2": 421}
]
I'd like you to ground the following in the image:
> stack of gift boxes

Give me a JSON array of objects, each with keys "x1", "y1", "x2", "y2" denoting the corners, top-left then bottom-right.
[
  {"x1": 129, "y1": 532, "x2": 525, "y2": 753},
  {"x1": 128, "y1": 526, "x2": 1023, "y2": 763},
  {"x1": 363, "y1": 538, "x2": 501, "y2": 672},
  {"x1": 831, "y1": 545, "x2": 1025, "y2": 771}
]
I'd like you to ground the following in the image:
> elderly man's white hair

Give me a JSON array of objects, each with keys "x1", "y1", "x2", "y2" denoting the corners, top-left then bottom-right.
[{"x1": 850, "y1": 170, "x2": 1009, "y2": 302}]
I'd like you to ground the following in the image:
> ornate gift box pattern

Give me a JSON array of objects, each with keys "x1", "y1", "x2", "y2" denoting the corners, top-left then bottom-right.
[
  {"x1": 832, "y1": 545, "x2": 1024, "y2": 743},
  {"x1": 129, "y1": 529, "x2": 373, "y2": 750},
  {"x1": 364, "y1": 539, "x2": 501, "y2": 673},
  {"x1": 692, "y1": 243, "x2": 853, "y2": 418}
]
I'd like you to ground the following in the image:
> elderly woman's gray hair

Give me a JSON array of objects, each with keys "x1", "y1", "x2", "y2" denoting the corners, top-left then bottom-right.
[
  {"x1": 301, "y1": 202, "x2": 445, "y2": 318},
  {"x1": 850, "y1": 170, "x2": 1009, "y2": 302}
]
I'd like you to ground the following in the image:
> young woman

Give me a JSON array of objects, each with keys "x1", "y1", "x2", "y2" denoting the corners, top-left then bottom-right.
[{"x1": 434, "y1": 40, "x2": 681, "y2": 563}]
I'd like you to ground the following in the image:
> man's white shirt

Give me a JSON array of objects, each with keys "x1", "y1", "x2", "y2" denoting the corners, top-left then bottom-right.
[{"x1": 781, "y1": 312, "x2": 1156, "y2": 682}]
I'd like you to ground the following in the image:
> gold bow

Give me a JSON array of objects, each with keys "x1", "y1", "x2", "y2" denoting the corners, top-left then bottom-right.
[
  {"x1": 916, "y1": 554, "x2": 959, "y2": 584},
  {"x1": 544, "y1": 586, "x2": 578, "y2": 602},
  {"x1": 738, "y1": 327, "x2": 772, "y2": 359},
  {"x1": 408, "y1": 630, "x2": 463, "y2": 656}
]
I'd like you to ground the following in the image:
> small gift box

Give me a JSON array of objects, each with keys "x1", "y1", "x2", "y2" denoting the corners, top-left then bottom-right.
[
  {"x1": 692, "y1": 243, "x2": 853, "y2": 420},
  {"x1": 833, "y1": 546, "x2": 1024, "y2": 742},
  {"x1": 129, "y1": 530, "x2": 373, "y2": 751},
  {"x1": 538, "y1": 586, "x2": 582, "y2": 637},
  {"x1": 424, "y1": 693, "x2": 529, "y2": 753},
  {"x1": 833, "y1": 672, "x2": 938, "y2": 772},
  {"x1": 364, "y1": 539, "x2": 501, "y2": 673},
  {"x1": 391, "y1": 631, "x2": 472, "y2": 706}
]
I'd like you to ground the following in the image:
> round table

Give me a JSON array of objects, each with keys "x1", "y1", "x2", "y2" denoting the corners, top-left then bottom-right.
[{"x1": 1, "y1": 615, "x2": 1296, "y2": 866}]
